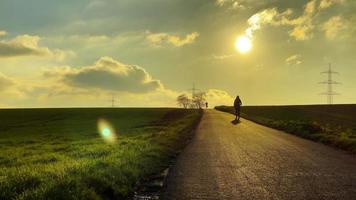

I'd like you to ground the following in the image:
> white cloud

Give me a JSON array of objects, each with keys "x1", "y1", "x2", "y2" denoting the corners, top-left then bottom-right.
[
  {"x1": 0, "y1": 72, "x2": 15, "y2": 90},
  {"x1": 0, "y1": 56, "x2": 178, "y2": 107},
  {"x1": 216, "y1": 0, "x2": 245, "y2": 9},
  {"x1": 0, "y1": 60, "x2": 235, "y2": 107},
  {"x1": 205, "y1": 89, "x2": 234, "y2": 107},
  {"x1": 212, "y1": 54, "x2": 235, "y2": 60},
  {"x1": 245, "y1": 8, "x2": 279, "y2": 38},
  {"x1": 0, "y1": 34, "x2": 75, "y2": 60},
  {"x1": 0, "y1": 73, "x2": 29, "y2": 103},
  {"x1": 244, "y1": 6, "x2": 314, "y2": 41},
  {"x1": 322, "y1": 16, "x2": 347, "y2": 39},
  {"x1": 0, "y1": 31, "x2": 7, "y2": 37},
  {"x1": 319, "y1": 0, "x2": 345, "y2": 9},
  {"x1": 45, "y1": 56, "x2": 163, "y2": 93},
  {"x1": 286, "y1": 54, "x2": 302, "y2": 65},
  {"x1": 146, "y1": 31, "x2": 199, "y2": 47},
  {"x1": 243, "y1": 0, "x2": 346, "y2": 41},
  {"x1": 216, "y1": 0, "x2": 244, "y2": 8}
]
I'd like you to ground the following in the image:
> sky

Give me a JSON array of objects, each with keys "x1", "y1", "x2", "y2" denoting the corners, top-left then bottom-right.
[{"x1": 0, "y1": 0, "x2": 355, "y2": 107}]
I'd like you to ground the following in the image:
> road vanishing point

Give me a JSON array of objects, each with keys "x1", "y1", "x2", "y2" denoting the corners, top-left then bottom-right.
[{"x1": 162, "y1": 110, "x2": 356, "y2": 200}]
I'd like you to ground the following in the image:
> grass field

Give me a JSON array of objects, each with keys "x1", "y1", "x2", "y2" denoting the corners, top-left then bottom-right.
[
  {"x1": 0, "y1": 108, "x2": 202, "y2": 200},
  {"x1": 215, "y1": 105, "x2": 356, "y2": 152}
]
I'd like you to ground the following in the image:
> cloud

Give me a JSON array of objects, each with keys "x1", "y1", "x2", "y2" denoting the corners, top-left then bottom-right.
[
  {"x1": 216, "y1": 0, "x2": 245, "y2": 9},
  {"x1": 146, "y1": 31, "x2": 199, "y2": 47},
  {"x1": 290, "y1": 25, "x2": 313, "y2": 41},
  {"x1": 243, "y1": 0, "x2": 346, "y2": 41},
  {"x1": 319, "y1": 0, "x2": 345, "y2": 9},
  {"x1": 245, "y1": 6, "x2": 314, "y2": 40},
  {"x1": 305, "y1": 0, "x2": 317, "y2": 14},
  {"x1": 0, "y1": 73, "x2": 29, "y2": 103},
  {"x1": 0, "y1": 34, "x2": 74, "y2": 60},
  {"x1": 45, "y1": 56, "x2": 163, "y2": 93},
  {"x1": 212, "y1": 54, "x2": 235, "y2": 60},
  {"x1": 322, "y1": 16, "x2": 346, "y2": 39},
  {"x1": 0, "y1": 31, "x2": 7, "y2": 37},
  {"x1": 245, "y1": 8, "x2": 279, "y2": 38},
  {"x1": 286, "y1": 54, "x2": 302, "y2": 65},
  {"x1": 0, "y1": 73, "x2": 15, "y2": 90},
  {"x1": 205, "y1": 89, "x2": 234, "y2": 107},
  {"x1": 0, "y1": 61, "x2": 235, "y2": 107}
]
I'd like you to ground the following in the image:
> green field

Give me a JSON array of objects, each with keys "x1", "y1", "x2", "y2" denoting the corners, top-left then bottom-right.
[
  {"x1": 0, "y1": 108, "x2": 202, "y2": 199},
  {"x1": 215, "y1": 105, "x2": 356, "y2": 152}
]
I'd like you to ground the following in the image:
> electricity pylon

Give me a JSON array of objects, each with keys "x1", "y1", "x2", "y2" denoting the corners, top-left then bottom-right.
[
  {"x1": 320, "y1": 63, "x2": 340, "y2": 105},
  {"x1": 110, "y1": 94, "x2": 118, "y2": 107},
  {"x1": 188, "y1": 83, "x2": 201, "y2": 99}
]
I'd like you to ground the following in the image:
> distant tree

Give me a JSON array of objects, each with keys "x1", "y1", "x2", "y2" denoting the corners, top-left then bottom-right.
[
  {"x1": 192, "y1": 92, "x2": 206, "y2": 109},
  {"x1": 188, "y1": 101, "x2": 197, "y2": 109},
  {"x1": 177, "y1": 94, "x2": 190, "y2": 109}
]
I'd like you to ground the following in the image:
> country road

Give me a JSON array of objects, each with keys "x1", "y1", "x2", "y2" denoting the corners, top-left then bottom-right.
[{"x1": 162, "y1": 110, "x2": 356, "y2": 200}]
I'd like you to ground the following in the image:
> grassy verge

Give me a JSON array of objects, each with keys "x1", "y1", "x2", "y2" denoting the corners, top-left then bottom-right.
[
  {"x1": 215, "y1": 105, "x2": 356, "y2": 153},
  {"x1": 0, "y1": 108, "x2": 202, "y2": 199}
]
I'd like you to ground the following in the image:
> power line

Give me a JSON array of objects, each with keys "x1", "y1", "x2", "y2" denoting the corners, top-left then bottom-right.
[{"x1": 319, "y1": 63, "x2": 341, "y2": 104}]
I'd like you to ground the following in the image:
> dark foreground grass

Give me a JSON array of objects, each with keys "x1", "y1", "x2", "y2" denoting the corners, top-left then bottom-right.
[
  {"x1": 0, "y1": 108, "x2": 202, "y2": 200},
  {"x1": 215, "y1": 105, "x2": 356, "y2": 153}
]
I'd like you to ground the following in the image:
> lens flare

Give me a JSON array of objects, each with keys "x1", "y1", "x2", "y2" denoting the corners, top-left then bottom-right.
[{"x1": 97, "y1": 118, "x2": 117, "y2": 143}]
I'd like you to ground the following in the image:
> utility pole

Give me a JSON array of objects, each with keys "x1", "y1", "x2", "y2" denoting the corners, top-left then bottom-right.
[{"x1": 320, "y1": 63, "x2": 340, "y2": 104}]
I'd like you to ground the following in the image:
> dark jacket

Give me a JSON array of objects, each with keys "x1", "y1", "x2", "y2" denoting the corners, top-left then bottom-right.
[{"x1": 234, "y1": 97, "x2": 242, "y2": 108}]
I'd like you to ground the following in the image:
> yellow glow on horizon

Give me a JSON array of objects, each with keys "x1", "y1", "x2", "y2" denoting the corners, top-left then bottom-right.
[
  {"x1": 97, "y1": 118, "x2": 117, "y2": 143},
  {"x1": 235, "y1": 35, "x2": 252, "y2": 54}
]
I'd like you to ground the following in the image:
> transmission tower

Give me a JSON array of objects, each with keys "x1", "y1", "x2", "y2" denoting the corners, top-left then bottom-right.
[
  {"x1": 110, "y1": 94, "x2": 119, "y2": 107},
  {"x1": 320, "y1": 63, "x2": 340, "y2": 104},
  {"x1": 188, "y1": 83, "x2": 201, "y2": 99}
]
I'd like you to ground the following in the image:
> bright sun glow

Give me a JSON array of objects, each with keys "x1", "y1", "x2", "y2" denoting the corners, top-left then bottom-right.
[
  {"x1": 235, "y1": 36, "x2": 252, "y2": 53},
  {"x1": 97, "y1": 118, "x2": 117, "y2": 143}
]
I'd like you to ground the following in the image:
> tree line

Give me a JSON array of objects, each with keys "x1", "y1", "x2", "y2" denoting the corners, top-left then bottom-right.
[{"x1": 177, "y1": 92, "x2": 206, "y2": 109}]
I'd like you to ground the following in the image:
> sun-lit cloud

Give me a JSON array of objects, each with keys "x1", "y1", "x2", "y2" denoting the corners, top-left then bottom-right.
[
  {"x1": 216, "y1": 0, "x2": 244, "y2": 9},
  {"x1": 305, "y1": 0, "x2": 317, "y2": 14},
  {"x1": 290, "y1": 26, "x2": 313, "y2": 41},
  {"x1": 0, "y1": 35, "x2": 47, "y2": 57},
  {"x1": 245, "y1": 7, "x2": 314, "y2": 41},
  {"x1": 319, "y1": 0, "x2": 345, "y2": 9},
  {"x1": 322, "y1": 16, "x2": 347, "y2": 39},
  {"x1": 146, "y1": 31, "x2": 199, "y2": 47},
  {"x1": 286, "y1": 54, "x2": 302, "y2": 66},
  {"x1": 0, "y1": 72, "x2": 15, "y2": 90},
  {"x1": 205, "y1": 89, "x2": 234, "y2": 107},
  {"x1": 212, "y1": 54, "x2": 235, "y2": 60},
  {"x1": 45, "y1": 56, "x2": 163, "y2": 93},
  {"x1": 245, "y1": 8, "x2": 278, "y2": 39},
  {"x1": 0, "y1": 72, "x2": 30, "y2": 103},
  {"x1": 0, "y1": 56, "x2": 180, "y2": 107},
  {"x1": 0, "y1": 34, "x2": 75, "y2": 60},
  {"x1": 0, "y1": 31, "x2": 7, "y2": 37},
  {"x1": 243, "y1": 0, "x2": 347, "y2": 41}
]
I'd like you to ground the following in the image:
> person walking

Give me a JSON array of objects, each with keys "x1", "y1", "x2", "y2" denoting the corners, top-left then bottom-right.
[
  {"x1": 205, "y1": 102, "x2": 208, "y2": 109},
  {"x1": 234, "y1": 96, "x2": 242, "y2": 121}
]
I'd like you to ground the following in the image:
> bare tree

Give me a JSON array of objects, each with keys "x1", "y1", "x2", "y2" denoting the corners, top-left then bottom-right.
[
  {"x1": 177, "y1": 94, "x2": 190, "y2": 109},
  {"x1": 192, "y1": 92, "x2": 206, "y2": 109}
]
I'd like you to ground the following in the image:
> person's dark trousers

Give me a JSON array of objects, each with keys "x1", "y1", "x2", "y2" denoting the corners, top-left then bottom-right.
[{"x1": 235, "y1": 107, "x2": 240, "y2": 121}]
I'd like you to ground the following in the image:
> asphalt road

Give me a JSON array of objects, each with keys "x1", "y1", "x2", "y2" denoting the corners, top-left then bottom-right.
[{"x1": 162, "y1": 110, "x2": 356, "y2": 200}]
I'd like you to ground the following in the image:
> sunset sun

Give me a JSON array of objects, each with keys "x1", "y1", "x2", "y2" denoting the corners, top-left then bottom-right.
[{"x1": 235, "y1": 35, "x2": 252, "y2": 53}]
